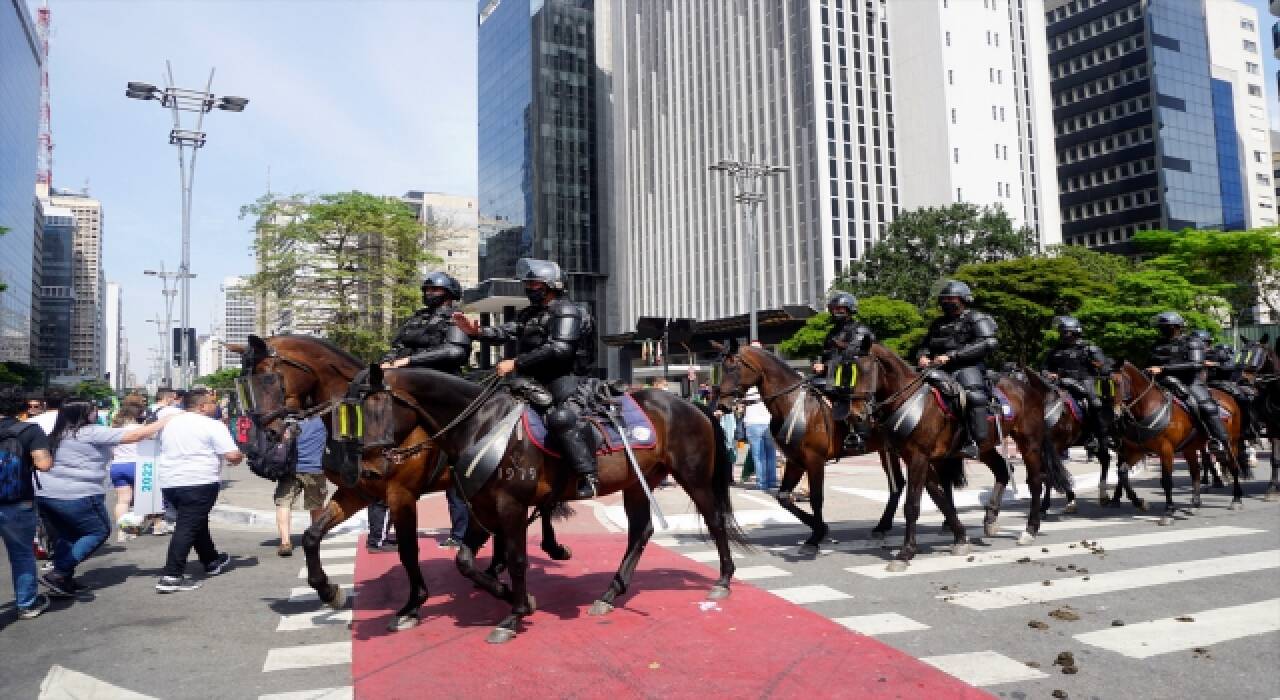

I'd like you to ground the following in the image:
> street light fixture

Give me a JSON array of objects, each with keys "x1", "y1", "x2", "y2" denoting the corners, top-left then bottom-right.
[
  {"x1": 127, "y1": 61, "x2": 247, "y2": 388},
  {"x1": 708, "y1": 158, "x2": 788, "y2": 344}
]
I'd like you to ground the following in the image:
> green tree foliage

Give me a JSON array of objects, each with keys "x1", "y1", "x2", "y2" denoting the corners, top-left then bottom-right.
[
  {"x1": 0, "y1": 361, "x2": 42, "y2": 388},
  {"x1": 73, "y1": 379, "x2": 114, "y2": 401},
  {"x1": 242, "y1": 192, "x2": 438, "y2": 361},
  {"x1": 838, "y1": 203, "x2": 1035, "y2": 311},
  {"x1": 195, "y1": 367, "x2": 241, "y2": 390},
  {"x1": 780, "y1": 296, "x2": 925, "y2": 358},
  {"x1": 1076, "y1": 268, "x2": 1224, "y2": 365},
  {"x1": 1134, "y1": 228, "x2": 1280, "y2": 320}
]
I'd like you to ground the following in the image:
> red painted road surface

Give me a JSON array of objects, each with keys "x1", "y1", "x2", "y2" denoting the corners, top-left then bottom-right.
[{"x1": 350, "y1": 532, "x2": 989, "y2": 699}]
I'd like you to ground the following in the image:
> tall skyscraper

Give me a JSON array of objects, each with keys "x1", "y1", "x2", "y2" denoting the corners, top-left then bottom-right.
[
  {"x1": 104, "y1": 282, "x2": 123, "y2": 389},
  {"x1": 889, "y1": 0, "x2": 1062, "y2": 242},
  {"x1": 220, "y1": 275, "x2": 255, "y2": 367},
  {"x1": 610, "y1": 0, "x2": 897, "y2": 330},
  {"x1": 0, "y1": 0, "x2": 42, "y2": 363},
  {"x1": 48, "y1": 189, "x2": 104, "y2": 377},
  {"x1": 35, "y1": 199, "x2": 74, "y2": 376},
  {"x1": 399, "y1": 191, "x2": 481, "y2": 289},
  {"x1": 477, "y1": 0, "x2": 607, "y2": 322}
]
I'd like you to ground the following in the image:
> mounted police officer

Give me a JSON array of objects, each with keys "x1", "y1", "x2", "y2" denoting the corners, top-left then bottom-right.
[
  {"x1": 1204, "y1": 336, "x2": 1261, "y2": 441},
  {"x1": 454, "y1": 258, "x2": 599, "y2": 499},
  {"x1": 1042, "y1": 316, "x2": 1109, "y2": 449},
  {"x1": 1146, "y1": 312, "x2": 1231, "y2": 459},
  {"x1": 380, "y1": 271, "x2": 472, "y2": 374},
  {"x1": 811, "y1": 292, "x2": 875, "y2": 452},
  {"x1": 916, "y1": 280, "x2": 1000, "y2": 459}
]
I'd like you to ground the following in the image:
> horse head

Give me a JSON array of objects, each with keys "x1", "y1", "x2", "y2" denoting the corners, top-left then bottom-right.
[
  {"x1": 848, "y1": 343, "x2": 913, "y2": 429},
  {"x1": 709, "y1": 338, "x2": 757, "y2": 411}
]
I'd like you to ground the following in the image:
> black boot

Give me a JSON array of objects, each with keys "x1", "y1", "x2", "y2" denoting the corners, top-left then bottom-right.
[
  {"x1": 962, "y1": 406, "x2": 989, "y2": 459},
  {"x1": 560, "y1": 427, "x2": 600, "y2": 499},
  {"x1": 1202, "y1": 410, "x2": 1232, "y2": 463},
  {"x1": 842, "y1": 422, "x2": 866, "y2": 455}
]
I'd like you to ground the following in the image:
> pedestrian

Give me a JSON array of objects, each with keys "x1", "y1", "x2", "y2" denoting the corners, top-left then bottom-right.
[
  {"x1": 734, "y1": 404, "x2": 754, "y2": 485},
  {"x1": 108, "y1": 402, "x2": 148, "y2": 543},
  {"x1": 19, "y1": 395, "x2": 44, "y2": 421},
  {"x1": 440, "y1": 481, "x2": 468, "y2": 548},
  {"x1": 38, "y1": 399, "x2": 170, "y2": 597},
  {"x1": 274, "y1": 415, "x2": 328, "y2": 557},
  {"x1": 742, "y1": 387, "x2": 778, "y2": 491},
  {"x1": 366, "y1": 500, "x2": 398, "y2": 553},
  {"x1": 148, "y1": 389, "x2": 183, "y2": 422},
  {"x1": 0, "y1": 385, "x2": 54, "y2": 619},
  {"x1": 154, "y1": 389, "x2": 243, "y2": 593},
  {"x1": 27, "y1": 386, "x2": 66, "y2": 435}
]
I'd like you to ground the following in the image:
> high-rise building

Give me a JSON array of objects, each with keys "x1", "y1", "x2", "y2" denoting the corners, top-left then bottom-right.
[
  {"x1": 0, "y1": 0, "x2": 42, "y2": 363},
  {"x1": 104, "y1": 282, "x2": 123, "y2": 389},
  {"x1": 35, "y1": 199, "x2": 74, "y2": 376},
  {"x1": 610, "y1": 0, "x2": 897, "y2": 330},
  {"x1": 47, "y1": 189, "x2": 104, "y2": 376},
  {"x1": 889, "y1": 0, "x2": 1062, "y2": 243},
  {"x1": 400, "y1": 191, "x2": 480, "y2": 290},
  {"x1": 1204, "y1": 0, "x2": 1275, "y2": 229},
  {"x1": 221, "y1": 275, "x2": 255, "y2": 367},
  {"x1": 477, "y1": 0, "x2": 608, "y2": 326},
  {"x1": 198, "y1": 333, "x2": 222, "y2": 378}
]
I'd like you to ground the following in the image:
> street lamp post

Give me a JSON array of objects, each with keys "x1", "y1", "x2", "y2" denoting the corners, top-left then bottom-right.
[
  {"x1": 708, "y1": 158, "x2": 787, "y2": 343},
  {"x1": 144, "y1": 262, "x2": 189, "y2": 388},
  {"x1": 126, "y1": 63, "x2": 248, "y2": 389},
  {"x1": 144, "y1": 314, "x2": 170, "y2": 387}
]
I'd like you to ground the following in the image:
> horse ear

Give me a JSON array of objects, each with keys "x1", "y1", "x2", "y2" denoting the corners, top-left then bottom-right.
[
  {"x1": 225, "y1": 342, "x2": 246, "y2": 355},
  {"x1": 368, "y1": 363, "x2": 384, "y2": 387},
  {"x1": 247, "y1": 334, "x2": 268, "y2": 354},
  {"x1": 708, "y1": 340, "x2": 725, "y2": 353}
]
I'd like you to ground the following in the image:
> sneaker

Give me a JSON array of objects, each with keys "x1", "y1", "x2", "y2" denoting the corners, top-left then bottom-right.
[
  {"x1": 40, "y1": 572, "x2": 73, "y2": 598},
  {"x1": 439, "y1": 537, "x2": 462, "y2": 549},
  {"x1": 204, "y1": 552, "x2": 232, "y2": 576},
  {"x1": 155, "y1": 576, "x2": 201, "y2": 593},
  {"x1": 366, "y1": 542, "x2": 398, "y2": 553},
  {"x1": 151, "y1": 521, "x2": 172, "y2": 536},
  {"x1": 277, "y1": 542, "x2": 294, "y2": 557},
  {"x1": 18, "y1": 594, "x2": 50, "y2": 619}
]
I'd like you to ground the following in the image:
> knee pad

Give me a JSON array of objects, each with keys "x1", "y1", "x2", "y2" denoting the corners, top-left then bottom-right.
[{"x1": 546, "y1": 406, "x2": 579, "y2": 432}]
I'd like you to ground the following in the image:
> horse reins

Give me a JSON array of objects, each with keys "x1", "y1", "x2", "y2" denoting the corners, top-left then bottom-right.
[{"x1": 381, "y1": 373, "x2": 504, "y2": 465}]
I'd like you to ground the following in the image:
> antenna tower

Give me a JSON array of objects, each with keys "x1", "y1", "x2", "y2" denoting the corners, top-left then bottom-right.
[{"x1": 36, "y1": 0, "x2": 53, "y2": 187}]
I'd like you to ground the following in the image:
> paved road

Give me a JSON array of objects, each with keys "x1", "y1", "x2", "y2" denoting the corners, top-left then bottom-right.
[{"x1": 2, "y1": 448, "x2": 1277, "y2": 699}]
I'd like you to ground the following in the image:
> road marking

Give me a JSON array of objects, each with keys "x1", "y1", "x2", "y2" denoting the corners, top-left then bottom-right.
[
  {"x1": 834, "y1": 613, "x2": 930, "y2": 636},
  {"x1": 600, "y1": 506, "x2": 799, "y2": 533},
  {"x1": 299, "y1": 562, "x2": 353, "y2": 578},
  {"x1": 682, "y1": 550, "x2": 722, "y2": 563},
  {"x1": 277, "y1": 607, "x2": 354, "y2": 632},
  {"x1": 945, "y1": 550, "x2": 1280, "y2": 610},
  {"x1": 733, "y1": 565, "x2": 793, "y2": 581},
  {"x1": 258, "y1": 688, "x2": 353, "y2": 700},
  {"x1": 287, "y1": 584, "x2": 355, "y2": 603},
  {"x1": 921, "y1": 651, "x2": 1048, "y2": 686},
  {"x1": 263, "y1": 642, "x2": 352, "y2": 672},
  {"x1": 319, "y1": 548, "x2": 356, "y2": 561},
  {"x1": 768, "y1": 585, "x2": 852, "y2": 604},
  {"x1": 848, "y1": 526, "x2": 1261, "y2": 578},
  {"x1": 38, "y1": 665, "x2": 158, "y2": 700},
  {"x1": 1074, "y1": 598, "x2": 1280, "y2": 659}
]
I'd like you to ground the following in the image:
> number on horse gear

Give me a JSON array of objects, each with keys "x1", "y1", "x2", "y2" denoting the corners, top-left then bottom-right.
[
  {"x1": 1043, "y1": 318, "x2": 1110, "y2": 449},
  {"x1": 916, "y1": 288, "x2": 1000, "y2": 458},
  {"x1": 1148, "y1": 313, "x2": 1231, "y2": 456},
  {"x1": 382, "y1": 272, "x2": 471, "y2": 374},
  {"x1": 816, "y1": 292, "x2": 875, "y2": 454},
  {"x1": 478, "y1": 258, "x2": 599, "y2": 499}
]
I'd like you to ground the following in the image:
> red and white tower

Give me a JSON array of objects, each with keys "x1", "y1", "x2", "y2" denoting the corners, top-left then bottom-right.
[{"x1": 35, "y1": 0, "x2": 53, "y2": 187}]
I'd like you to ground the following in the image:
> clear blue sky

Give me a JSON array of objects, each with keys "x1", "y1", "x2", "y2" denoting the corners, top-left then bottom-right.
[{"x1": 40, "y1": 0, "x2": 477, "y2": 383}]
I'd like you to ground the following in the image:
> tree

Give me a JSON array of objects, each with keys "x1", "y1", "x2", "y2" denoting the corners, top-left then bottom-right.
[
  {"x1": 1134, "y1": 228, "x2": 1280, "y2": 321},
  {"x1": 195, "y1": 367, "x2": 240, "y2": 390},
  {"x1": 837, "y1": 203, "x2": 1035, "y2": 311},
  {"x1": 73, "y1": 379, "x2": 114, "y2": 402},
  {"x1": 1076, "y1": 267, "x2": 1226, "y2": 365},
  {"x1": 0, "y1": 361, "x2": 42, "y2": 388},
  {"x1": 242, "y1": 192, "x2": 438, "y2": 361},
  {"x1": 780, "y1": 296, "x2": 925, "y2": 358}
]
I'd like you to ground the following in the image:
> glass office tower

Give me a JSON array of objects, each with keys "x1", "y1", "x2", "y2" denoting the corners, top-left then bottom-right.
[{"x1": 0, "y1": 1, "x2": 41, "y2": 362}]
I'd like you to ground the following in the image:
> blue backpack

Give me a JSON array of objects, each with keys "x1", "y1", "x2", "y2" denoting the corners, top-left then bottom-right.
[{"x1": 0, "y1": 423, "x2": 35, "y2": 504}]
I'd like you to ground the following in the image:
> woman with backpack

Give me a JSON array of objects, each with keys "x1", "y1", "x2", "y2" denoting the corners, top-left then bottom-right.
[
  {"x1": 37, "y1": 400, "x2": 171, "y2": 597},
  {"x1": 0, "y1": 386, "x2": 55, "y2": 619}
]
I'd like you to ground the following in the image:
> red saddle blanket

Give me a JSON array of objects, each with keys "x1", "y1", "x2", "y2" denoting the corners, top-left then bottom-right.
[
  {"x1": 522, "y1": 392, "x2": 658, "y2": 458},
  {"x1": 930, "y1": 387, "x2": 1015, "y2": 421}
]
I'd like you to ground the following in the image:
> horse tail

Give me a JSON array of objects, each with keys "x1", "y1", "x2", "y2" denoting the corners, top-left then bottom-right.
[
  {"x1": 694, "y1": 401, "x2": 751, "y2": 549},
  {"x1": 1040, "y1": 431, "x2": 1074, "y2": 495}
]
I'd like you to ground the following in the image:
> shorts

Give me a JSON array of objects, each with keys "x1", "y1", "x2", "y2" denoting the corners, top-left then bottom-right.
[
  {"x1": 273, "y1": 472, "x2": 328, "y2": 510},
  {"x1": 109, "y1": 462, "x2": 136, "y2": 489}
]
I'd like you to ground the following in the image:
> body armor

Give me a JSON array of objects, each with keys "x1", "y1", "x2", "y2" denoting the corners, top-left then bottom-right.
[
  {"x1": 820, "y1": 320, "x2": 874, "y2": 384},
  {"x1": 1043, "y1": 337, "x2": 1108, "y2": 440},
  {"x1": 383, "y1": 304, "x2": 471, "y2": 375},
  {"x1": 918, "y1": 309, "x2": 1000, "y2": 454},
  {"x1": 1149, "y1": 334, "x2": 1231, "y2": 452}
]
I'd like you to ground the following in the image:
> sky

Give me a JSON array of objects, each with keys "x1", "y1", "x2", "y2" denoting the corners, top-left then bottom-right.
[
  {"x1": 39, "y1": 0, "x2": 478, "y2": 384},
  {"x1": 1246, "y1": 0, "x2": 1280, "y2": 128}
]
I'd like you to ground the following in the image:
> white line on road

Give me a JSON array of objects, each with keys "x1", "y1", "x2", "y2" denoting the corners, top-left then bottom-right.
[
  {"x1": 38, "y1": 665, "x2": 158, "y2": 700},
  {"x1": 733, "y1": 565, "x2": 793, "y2": 581},
  {"x1": 681, "y1": 550, "x2": 722, "y2": 563},
  {"x1": 276, "y1": 608, "x2": 355, "y2": 632},
  {"x1": 768, "y1": 585, "x2": 852, "y2": 604},
  {"x1": 944, "y1": 550, "x2": 1280, "y2": 610},
  {"x1": 299, "y1": 562, "x2": 353, "y2": 578},
  {"x1": 262, "y1": 642, "x2": 352, "y2": 672},
  {"x1": 287, "y1": 584, "x2": 355, "y2": 604},
  {"x1": 319, "y1": 548, "x2": 356, "y2": 561},
  {"x1": 834, "y1": 613, "x2": 930, "y2": 636},
  {"x1": 259, "y1": 688, "x2": 353, "y2": 700},
  {"x1": 848, "y1": 526, "x2": 1261, "y2": 578},
  {"x1": 921, "y1": 651, "x2": 1048, "y2": 686},
  {"x1": 1074, "y1": 598, "x2": 1280, "y2": 659}
]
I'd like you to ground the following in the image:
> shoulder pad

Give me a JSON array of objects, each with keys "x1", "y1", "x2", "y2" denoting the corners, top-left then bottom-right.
[
  {"x1": 970, "y1": 312, "x2": 998, "y2": 337},
  {"x1": 550, "y1": 299, "x2": 585, "y2": 319}
]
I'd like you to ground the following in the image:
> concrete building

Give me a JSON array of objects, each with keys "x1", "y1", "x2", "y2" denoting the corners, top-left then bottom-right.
[
  {"x1": 35, "y1": 199, "x2": 74, "y2": 376},
  {"x1": 890, "y1": 0, "x2": 1062, "y2": 243},
  {"x1": 399, "y1": 191, "x2": 480, "y2": 289},
  {"x1": 220, "y1": 275, "x2": 255, "y2": 367},
  {"x1": 0, "y1": 0, "x2": 41, "y2": 363},
  {"x1": 104, "y1": 282, "x2": 123, "y2": 389},
  {"x1": 1204, "y1": 0, "x2": 1275, "y2": 228},
  {"x1": 47, "y1": 189, "x2": 104, "y2": 377},
  {"x1": 198, "y1": 333, "x2": 222, "y2": 378}
]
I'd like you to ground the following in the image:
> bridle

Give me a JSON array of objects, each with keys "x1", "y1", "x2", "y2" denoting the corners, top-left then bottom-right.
[{"x1": 847, "y1": 353, "x2": 926, "y2": 424}]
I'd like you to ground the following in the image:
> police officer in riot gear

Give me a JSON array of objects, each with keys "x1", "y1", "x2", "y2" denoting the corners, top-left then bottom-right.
[
  {"x1": 454, "y1": 259, "x2": 599, "y2": 499},
  {"x1": 1042, "y1": 316, "x2": 1109, "y2": 449},
  {"x1": 812, "y1": 292, "x2": 875, "y2": 452},
  {"x1": 1206, "y1": 340, "x2": 1261, "y2": 440},
  {"x1": 380, "y1": 271, "x2": 472, "y2": 374},
  {"x1": 1146, "y1": 312, "x2": 1232, "y2": 457},
  {"x1": 916, "y1": 281, "x2": 1000, "y2": 459}
]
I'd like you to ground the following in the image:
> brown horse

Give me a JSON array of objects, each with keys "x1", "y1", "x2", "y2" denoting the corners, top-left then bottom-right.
[
  {"x1": 1105, "y1": 362, "x2": 1244, "y2": 524},
  {"x1": 230, "y1": 334, "x2": 571, "y2": 631},
  {"x1": 355, "y1": 364, "x2": 747, "y2": 644},
  {"x1": 1023, "y1": 369, "x2": 1116, "y2": 514},
  {"x1": 1242, "y1": 345, "x2": 1279, "y2": 500},
  {"x1": 712, "y1": 344, "x2": 910, "y2": 552},
  {"x1": 847, "y1": 344, "x2": 1071, "y2": 571}
]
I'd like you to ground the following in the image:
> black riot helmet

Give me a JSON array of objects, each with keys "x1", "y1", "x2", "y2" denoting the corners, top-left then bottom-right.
[
  {"x1": 1154, "y1": 311, "x2": 1185, "y2": 339},
  {"x1": 1054, "y1": 315, "x2": 1082, "y2": 342},
  {"x1": 937, "y1": 279, "x2": 972, "y2": 317},
  {"x1": 420, "y1": 271, "x2": 462, "y2": 309},
  {"x1": 1190, "y1": 329, "x2": 1213, "y2": 344},
  {"x1": 826, "y1": 292, "x2": 858, "y2": 322},
  {"x1": 516, "y1": 258, "x2": 564, "y2": 306}
]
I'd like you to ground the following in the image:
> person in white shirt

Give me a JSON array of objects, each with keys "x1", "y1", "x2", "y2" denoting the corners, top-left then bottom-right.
[
  {"x1": 741, "y1": 386, "x2": 778, "y2": 491},
  {"x1": 153, "y1": 389, "x2": 243, "y2": 593}
]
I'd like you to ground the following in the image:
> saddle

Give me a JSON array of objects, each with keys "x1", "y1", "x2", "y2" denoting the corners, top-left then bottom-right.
[{"x1": 523, "y1": 390, "x2": 658, "y2": 458}]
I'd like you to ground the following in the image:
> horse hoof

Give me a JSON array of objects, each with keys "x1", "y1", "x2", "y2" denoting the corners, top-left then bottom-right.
[
  {"x1": 869, "y1": 530, "x2": 887, "y2": 541},
  {"x1": 1264, "y1": 491, "x2": 1280, "y2": 502},
  {"x1": 486, "y1": 627, "x2": 517, "y2": 644},
  {"x1": 798, "y1": 543, "x2": 820, "y2": 556},
  {"x1": 388, "y1": 615, "x2": 420, "y2": 632},
  {"x1": 1158, "y1": 515, "x2": 1174, "y2": 526},
  {"x1": 1134, "y1": 499, "x2": 1148, "y2": 512},
  {"x1": 547, "y1": 545, "x2": 573, "y2": 561},
  {"x1": 1228, "y1": 501, "x2": 1244, "y2": 511},
  {"x1": 326, "y1": 585, "x2": 346, "y2": 610},
  {"x1": 983, "y1": 523, "x2": 1000, "y2": 538},
  {"x1": 707, "y1": 585, "x2": 731, "y2": 600},
  {"x1": 885, "y1": 560, "x2": 909, "y2": 573},
  {"x1": 588, "y1": 600, "x2": 614, "y2": 616},
  {"x1": 951, "y1": 542, "x2": 972, "y2": 556},
  {"x1": 1016, "y1": 532, "x2": 1035, "y2": 546},
  {"x1": 1064, "y1": 501, "x2": 1078, "y2": 515}
]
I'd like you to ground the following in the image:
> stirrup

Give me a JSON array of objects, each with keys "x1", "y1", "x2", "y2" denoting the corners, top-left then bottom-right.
[
  {"x1": 960, "y1": 441, "x2": 980, "y2": 459},
  {"x1": 574, "y1": 474, "x2": 599, "y2": 499}
]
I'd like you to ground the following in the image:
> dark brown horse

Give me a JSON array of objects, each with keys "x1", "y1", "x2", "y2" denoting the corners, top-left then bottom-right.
[
  {"x1": 1242, "y1": 345, "x2": 1279, "y2": 500},
  {"x1": 1023, "y1": 369, "x2": 1116, "y2": 513},
  {"x1": 356, "y1": 364, "x2": 747, "y2": 643},
  {"x1": 712, "y1": 344, "x2": 910, "y2": 552},
  {"x1": 847, "y1": 344, "x2": 1070, "y2": 571},
  {"x1": 1105, "y1": 362, "x2": 1244, "y2": 524},
  {"x1": 230, "y1": 334, "x2": 571, "y2": 631}
]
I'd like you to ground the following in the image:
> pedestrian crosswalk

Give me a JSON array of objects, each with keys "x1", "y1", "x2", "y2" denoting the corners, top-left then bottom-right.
[{"x1": 1073, "y1": 598, "x2": 1280, "y2": 659}]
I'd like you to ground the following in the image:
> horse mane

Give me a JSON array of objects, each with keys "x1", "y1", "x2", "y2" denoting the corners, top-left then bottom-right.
[
  {"x1": 868, "y1": 342, "x2": 915, "y2": 376},
  {"x1": 270, "y1": 334, "x2": 363, "y2": 369},
  {"x1": 742, "y1": 345, "x2": 802, "y2": 378}
]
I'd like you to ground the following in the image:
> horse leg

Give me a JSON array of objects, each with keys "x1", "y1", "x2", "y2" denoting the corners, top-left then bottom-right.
[
  {"x1": 386, "y1": 486, "x2": 429, "y2": 631},
  {"x1": 680, "y1": 458, "x2": 737, "y2": 600},
  {"x1": 1157, "y1": 446, "x2": 1177, "y2": 526},
  {"x1": 887, "y1": 459, "x2": 927, "y2": 572},
  {"x1": 589, "y1": 486, "x2": 654, "y2": 616},
  {"x1": 774, "y1": 459, "x2": 822, "y2": 546},
  {"x1": 1266, "y1": 438, "x2": 1280, "y2": 501},
  {"x1": 871, "y1": 448, "x2": 903, "y2": 539},
  {"x1": 798, "y1": 465, "x2": 828, "y2": 554},
  {"x1": 1186, "y1": 449, "x2": 1203, "y2": 512},
  {"x1": 1221, "y1": 433, "x2": 1245, "y2": 511},
  {"x1": 982, "y1": 454, "x2": 1011, "y2": 538},
  {"x1": 1040, "y1": 481, "x2": 1052, "y2": 515},
  {"x1": 485, "y1": 500, "x2": 535, "y2": 645},
  {"x1": 1098, "y1": 453, "x2": 1112, "y2": 505},
  {"x1": 455, "y1": 520, "x2": 510, "y2": 603},
  {"x1": 923, "y1": 479, "x2": 969, "y2": 555},
  {"x1": 304, "y1": 486, "x2": 370, "y2": 609},
  {"x1": 539, "y1": 509, "x2": 572, "y2": 561},
  {"x1": 1019, "y1": 446, "x2": 1044, "y2": 546}
]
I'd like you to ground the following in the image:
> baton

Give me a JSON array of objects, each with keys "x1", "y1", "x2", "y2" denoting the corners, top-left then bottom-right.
[{"x1": 604, "y1": 407, "x2": 668, "y2": 530}]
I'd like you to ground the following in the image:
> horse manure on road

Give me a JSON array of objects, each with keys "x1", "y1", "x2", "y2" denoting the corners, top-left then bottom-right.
[
  {"x1": 1042, "y1": 580, "x2": 1053, "y2": 586},
  {"x1": 1061, "y1": 665, "x2": 1079, "y2": 675},
  {"x1": 1016, "y1": 556, "x2": 1032, "y2": 563},
  {"x1": 1025, "y1": 661, "x2": 1041, "y2": 668},
  {"x1": 1049, "y1": 607, "x2": 1080, "y2": 621},
  {"x1": 1054, "y1": 651, "x2": 1076, "y2": 666},
  {"x1": 1176, "y1": 615, "x2": 1195, "y2": 622},
  {"x1": 1052, "y1": 690, "x2": 1068, "y2": 699},
  {"x1": 1029, "y1": 620, "x2": 1050, "y2": 630}
]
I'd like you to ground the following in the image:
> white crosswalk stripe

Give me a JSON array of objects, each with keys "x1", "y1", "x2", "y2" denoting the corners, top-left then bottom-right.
[
  {"x1": 920, "y1": 651, "x2": 1048, "y2": 686},
  {"x1": 943, "y1": 550, "x2": 1280, "y2": 610},
  {"x1": 262, "y1": 642, "x2": 352, "y2": 672},
  {"x1": 287, "y1": 585, "x2": 356, "y2": 604},
  {"x1": 277, "y1": 608, "x2": 355, "y2": 632},
  {"x1": 768, "y1": 585, "x2": 852, "y2": 604},
  {"x1": 319, "y1": 548, "x2": 357, "y2": 561},
  {"x1": 258, "y1": 687, "x2": 353, "y2": 700},
  {"x1": 1074, "y1": 599, "x2": 1280, "y2": 659},
  {"x1": 299, "y1": 562, "x2": 354, "y2": 578},
  {"x1": 833, "y1": 613, "x2": 930, "y2": 636},
  {"x1": 732, "y1": 565, "x2": 793, "y2": 581}
]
